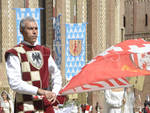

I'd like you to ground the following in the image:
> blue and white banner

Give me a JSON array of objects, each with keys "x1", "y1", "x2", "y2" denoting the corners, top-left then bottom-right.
[
  {"x1": 65, "y1": 23, "x2": 86, "y2": 80},
  {"x1": 53, "y1": 14, "x2": 62, "y2": 69},
  {"x1": 14, "y1": 8, "x2": 42, "y2": 45}
]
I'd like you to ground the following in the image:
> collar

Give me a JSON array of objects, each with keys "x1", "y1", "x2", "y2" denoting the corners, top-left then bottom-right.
[{"x1": 21, "y1": 41, "x2": 37, "y2": 47}]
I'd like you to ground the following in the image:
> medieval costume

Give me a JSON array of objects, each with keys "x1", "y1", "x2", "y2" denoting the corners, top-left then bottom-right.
[
  {"x1": 142, "y1": 100, "x2": 150, "y2": 113},
  {"x1": 5, "y1": 41, "x2": 66, "y2": 113},
  {"x1": 104, "y1": 88, "x2": 134, "y2": 113},
  {"x1": 124, "y1": 88, "x2": 135, "y2": 113}
]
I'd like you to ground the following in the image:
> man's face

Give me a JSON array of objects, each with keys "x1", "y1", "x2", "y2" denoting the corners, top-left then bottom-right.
[{"x1": 22, "y1": 20, "x2": 38, "y2": 45}]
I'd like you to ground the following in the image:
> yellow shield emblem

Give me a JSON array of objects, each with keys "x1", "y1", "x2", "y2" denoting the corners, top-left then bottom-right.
[{"x1": 69, "y1": 40, "x2": 82, "y2": 56}]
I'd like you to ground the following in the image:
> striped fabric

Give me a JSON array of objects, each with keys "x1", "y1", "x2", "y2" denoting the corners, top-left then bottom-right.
[{"x1": 60, "y1": 78, "x2": 129, "y2": 95}]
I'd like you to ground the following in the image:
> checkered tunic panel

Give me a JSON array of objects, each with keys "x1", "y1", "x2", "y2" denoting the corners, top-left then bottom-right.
[{"x1": 5, "y1": 43, "x2": 51, "y2": 113}]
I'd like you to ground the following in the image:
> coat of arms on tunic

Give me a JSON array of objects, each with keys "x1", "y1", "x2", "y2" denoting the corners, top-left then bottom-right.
[
  {"x1": 69, "y1": 40, "x2": 82, "y2": 56},
  {"x1": 27, "y1": 51, "x2": 43, "y2": 69}
]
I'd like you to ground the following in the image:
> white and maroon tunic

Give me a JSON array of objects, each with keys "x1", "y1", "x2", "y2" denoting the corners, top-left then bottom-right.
[{"x1": 5, "y1": 41, "x2": 66, "y2": 113}]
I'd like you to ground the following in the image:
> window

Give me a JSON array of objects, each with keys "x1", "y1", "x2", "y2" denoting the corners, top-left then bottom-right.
[
  {"x1": 145, "y1": 14, "x2": 148, "y2": 26},
  {"x1": 123, "y1": 16, "x2": 126, "y2": 27}
]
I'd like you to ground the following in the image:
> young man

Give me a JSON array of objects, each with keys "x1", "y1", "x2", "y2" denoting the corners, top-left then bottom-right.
[{"x1": 5, "y1": 16, "x2": 66, "y2": 113}]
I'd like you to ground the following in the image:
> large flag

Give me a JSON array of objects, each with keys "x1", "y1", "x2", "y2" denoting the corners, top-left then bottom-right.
[
  {"x1": 14, "y1": 8, "x2": 42, "y2": 45},
  {"x1": 60, "y1": 38, "x2": 150, "y2": 95},
  {"x1": 53, "y1": 15, "x2": 62, "y2": 69},
  {"x1": 65, "y1": 23, "x2": 86, "y2": 80}
]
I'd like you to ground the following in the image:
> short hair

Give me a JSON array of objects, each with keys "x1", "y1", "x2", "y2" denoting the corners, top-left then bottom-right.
[{"x1": 20, "y1": 16, "x2": 36, "y2": 34}]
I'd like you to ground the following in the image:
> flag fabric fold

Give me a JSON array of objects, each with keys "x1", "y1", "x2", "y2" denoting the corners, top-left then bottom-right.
[{"x1": 60, "y1": 38, "x2": 150, "y2": 95}]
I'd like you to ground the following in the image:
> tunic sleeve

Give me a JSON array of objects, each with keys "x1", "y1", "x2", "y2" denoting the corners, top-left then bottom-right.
[{"x1": 5, "y1": 54, "x2": 38, "y2": 95}]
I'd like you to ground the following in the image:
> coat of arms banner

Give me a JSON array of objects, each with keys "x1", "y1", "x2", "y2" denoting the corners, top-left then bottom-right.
[
  {"x1": 53, "y1": 14, "x2": 62, "y2": 69},
  {"x1": 65, "y1": 23, "x2": 86, "y2": 80}
]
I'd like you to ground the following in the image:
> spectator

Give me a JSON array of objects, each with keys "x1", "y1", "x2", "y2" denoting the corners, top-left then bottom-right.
[
  {"x1": 1, "y1": 91, "x2": 14, "y2": 113},
  {"x1": 142, "y1": 100, "x2": 150, "y2": 113},
  {"x1": 95, "y1": 102, "x2": 101, "y2": 113}
]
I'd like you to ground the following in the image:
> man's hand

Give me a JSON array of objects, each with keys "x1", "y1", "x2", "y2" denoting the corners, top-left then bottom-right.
[
  {"x1": 37, "y1": 88, "x2": 57, "y2": 104},
  {"x1": 44, "y1": 90, "x2": 57, "y2": 104}
]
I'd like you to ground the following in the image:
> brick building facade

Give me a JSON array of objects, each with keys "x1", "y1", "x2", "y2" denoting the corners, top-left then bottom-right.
[
  {"x1": 125, "y1": 0, "x2": 150, "y2": 40},
  {"x1": 124, "y1": 0, "x2": 150, "y2": 111},
  {"x1": 2, "y1": 0, "x2": 148, "y2": 112}
]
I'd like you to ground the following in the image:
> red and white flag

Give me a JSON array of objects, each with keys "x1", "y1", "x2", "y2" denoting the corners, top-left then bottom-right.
[{"x1": 60, "y1": 38, "x2": 150, "y2": 95}]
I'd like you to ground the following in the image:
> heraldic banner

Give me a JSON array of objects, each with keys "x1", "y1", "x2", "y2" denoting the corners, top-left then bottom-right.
[
  {"x1": 65, "y1": 23, "x2": 86, "y2": 80},
  {"x1": 53, "y1": 14, "x2": 62, "y2": 69},
  {"x1": 14, "y1": 8, "x2": 42, "y2": 45}
]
